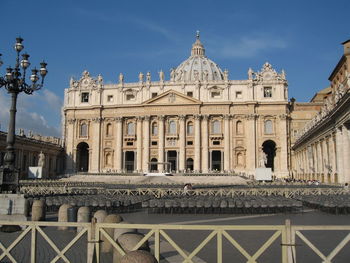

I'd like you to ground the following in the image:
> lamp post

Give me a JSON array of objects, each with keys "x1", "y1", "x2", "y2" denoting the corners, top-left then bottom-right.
[{"x1": 0, "y1": 37, "x2": 47, "y2": 193}]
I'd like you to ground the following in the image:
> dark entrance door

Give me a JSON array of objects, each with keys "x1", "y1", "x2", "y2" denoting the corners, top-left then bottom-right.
[
  {"x1": 77, "y1": 142, "x2": 89, "y2": 172},
  {"x1": 186, "y1": 158, "x2": 194, "y2": 171},
  {"x1": 262, "y1": 140, "x2": 276, "y2": 171},
  {"x1": 212, "y1": 151, "x2": 221, "y2": 171},
  {"x1": 167, "y1": 151, "x2": 177, "y2": 172},
  {"x1": 125, "y1": 151, "x2": 135, "y2": 172},
  {"x1": 150, "y1": 158, "x2": 158, "y2": 172}
]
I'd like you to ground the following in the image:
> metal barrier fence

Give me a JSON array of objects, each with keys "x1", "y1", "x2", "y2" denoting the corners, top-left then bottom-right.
[
  {"x1": 1, "y1": 220, "x2": 350, "y2": 263},
  {"x1": 19, "y1": 185, "x2": 347, "y2": 198}
]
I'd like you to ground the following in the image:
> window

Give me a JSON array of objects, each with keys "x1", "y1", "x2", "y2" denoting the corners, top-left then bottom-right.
[
  {"x1": 264, "y1": 120, "x2": 273, "y2": 134},
  {"x1": 187, "y1": 91, "x2": 193, "y2": 97},
  {"x1": 105, "y1": 153, "x2": 112, "y2": 166},
  {"x1": 211, "y1": 91, "x2": 221, "y2": 98},
  {"x1": 80, "y1": 123, "x2": 88, "y2": 137},
  {"x1": 107, "y1": 95, "x2": 114, "y2": 102},
  {"x1": 187, "y1": 141, "x2": 193, "y2": 146},
  {"x1": 106, "y1": 123, "x2": 112, "y2": 136},
  {"x1": 212, "y1": 120, "x2": 221, "y2": 134},
  {"x1": 151, "y1": 141, "x2": 158, "y2": 146},
  {"x1": 126, "y1": 142, "x2": 133, "y2": 146},
  {"x1": 236, "y1": 91, "x2": 242, "y2": 99},
  {"x1": 187, "y1": 122, "x2": 194, "y2": 135},
  {"x1": 264, "y1": 87, "x2": 272, "y2": 98},
  {"x1": 127, "y1": 122, "x2": 135, "y2": 135},
  {"x1": 152, "y1": 122, "x2": 158, "y2": 136},
  {"x1": 169, "y1": 120, "x2": 176, "y2": 134},
  {"x1": 81, "y1": 92, "x2": 89, "y2": 103},
  {"x1": 126, "y1": 94, "x2": 135, "y2": 101},
  {"x1": 151, "y1": 92, "x2": 158, "y2": 98},
  {"x1": 213, "y1": 141, "x2": 220, "y2": 145},
  {"x1": 236, "y1": 121, "x2": 243, "y2": 135}
]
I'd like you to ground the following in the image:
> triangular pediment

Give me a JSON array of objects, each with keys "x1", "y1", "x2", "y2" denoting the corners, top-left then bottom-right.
[{"x1": 142, "y1": 90, "x2": 202, "y2": 105}]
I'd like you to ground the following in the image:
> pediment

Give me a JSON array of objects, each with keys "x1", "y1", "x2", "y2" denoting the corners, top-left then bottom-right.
[{"x1": 142, "y1": 90, "x2": 202, "y2": 105}]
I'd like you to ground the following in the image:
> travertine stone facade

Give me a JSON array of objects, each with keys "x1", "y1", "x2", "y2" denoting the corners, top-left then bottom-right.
[
  {"x1": 293, "y1": 40, "x2": 350, "y2": 183},
  {"x1": 63, "y1": 34, "x2": 296, "y2": 178},
  {"x1": 0, "y1": 131, "x2": 65, "y2": 179}
]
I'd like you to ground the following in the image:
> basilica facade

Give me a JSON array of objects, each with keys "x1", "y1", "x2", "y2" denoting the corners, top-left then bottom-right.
[{"x1": 63, "y1": 34, "x2": 301, "y2": 178}]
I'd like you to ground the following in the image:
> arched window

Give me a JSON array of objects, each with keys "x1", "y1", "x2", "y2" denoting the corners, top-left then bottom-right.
[
  {"x1": 187, "y1": 122, "x2": 194, "y2": 135},
  {"x1": 236, "y1": 121, "x2": 243, "y2": 135},
  {"x1": 169, "y1": 120, "x2": 176, "y2": 134},
  {"x1": 152, "y1": 122, "x2": 158, "y2": 136},
  {"x1": 106, "y1": 123, "x2": 112, "y2": 136},
  {"x1": 80, "y1": 123, "x2": 88, "y2": 137},
  {"x1": 212, "y1": 120, "x2": 221, "y2": 134},
  {"x1": 105, "y1": 153, "x2": 112, "y2": 166},
  {"x1": 127, "y1": 122, "x2": 135, "y2": 135},
  {"x1": 264, "y1": 120, "x2": 273, "y2": 134}
]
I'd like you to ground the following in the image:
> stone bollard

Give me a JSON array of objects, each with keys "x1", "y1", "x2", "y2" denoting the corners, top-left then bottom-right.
[
  {"x1": 93, "y1": 210, "x2": 108, "y2": 223},
  {"x1": 114, "y1": 233, "x2": 150, "y2": 263},
  {"x1": 113, "y1": 222, "x2": 137, "y2": 262},
  {"x1": 101, "y1": 214, "x2": 123, "y2": 253},
  {"x1": 67, "y1": 206, "x2": 78, "y2": 231},
  {"x1": 31, "y1": 200, "x2": 46, "y2": 221},
  {"x1": 77, "y1": 206, "x2": 90, "y2": 233},
  {"x1": 58, "y1": 204, "x2": 72, "y2": 230},
  {"x1": 120, "y1": 250, "x2": 158, "y2": 263}
]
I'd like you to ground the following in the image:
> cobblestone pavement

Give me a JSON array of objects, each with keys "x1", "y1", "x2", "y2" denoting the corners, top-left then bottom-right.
[{"x1": 1, "y1": 210, "x2": 350, "y2": 262}]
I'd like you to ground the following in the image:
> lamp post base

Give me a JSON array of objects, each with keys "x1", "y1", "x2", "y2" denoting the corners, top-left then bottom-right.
[{"x1": 0, "y1": 166, "x2": 19, "y2": 193}]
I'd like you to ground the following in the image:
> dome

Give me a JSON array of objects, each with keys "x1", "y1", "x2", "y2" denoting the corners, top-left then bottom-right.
[{"x1": 173, "y1": 32, "x2": 224, "y2": 82}]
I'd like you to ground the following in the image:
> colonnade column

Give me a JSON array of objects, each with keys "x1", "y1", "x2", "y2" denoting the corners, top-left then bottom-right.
[
  {"x1": 201, "y1": 115, "x2": 209, "y2": 173},
  {"x1": 335, "y1": 127, "x2": 344, "y2": 183},
  {"x1": 115, "y1": 117, "x2": 123, "y2": 172},
  {"x1": 224, "y1": 114, "x2": 230, "y2": 171},
  {"x1": 342, "y1": 125, "x2": 350, "y2": 183},
  {"x1": 91, "y1": 117, "x2": 101, "y2": 173},
  {"x1": 179, "y1": 115, "x2": 186, "y2": 172},
  {"x1": 329, "y1": 134, "x2": 336, "y2": 183},
  {"x1": 142, "y1": 116, "x2": 150, "y2": 172},
  {"x1": 194, "y1": 114, "x2": 201, "y2": 172},
  {"x1": 246, "y1": 114, "x2": 256, "y2": 174},
  {"x1": 65, "y1": 119, "x2": 75, "y2": 172},
  {"x1": 322, "y1": 139, "x2": 329, "y2": 183},
  {"x1": 158, "y1": 116, "x2": 165, "y2": 172},
  {"x1": 279, "y1": 114, "x2": 289, "y2": 177},
  {"x1": 136, "y1": 116, "x2": 143, "y2": 172}
]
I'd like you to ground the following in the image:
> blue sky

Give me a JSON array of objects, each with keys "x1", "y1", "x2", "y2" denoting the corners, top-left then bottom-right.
[{"x1": 0, "y1": 0, "x2": 349, "y2": 137}]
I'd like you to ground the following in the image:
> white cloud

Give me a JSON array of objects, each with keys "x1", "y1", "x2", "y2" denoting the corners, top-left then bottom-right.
[
  {"x1": 207, "y1": 33, "x2": 288, "y2": 58},
  {"x1": 0, "y1": 90, "x2": 61, "y2": 137}
]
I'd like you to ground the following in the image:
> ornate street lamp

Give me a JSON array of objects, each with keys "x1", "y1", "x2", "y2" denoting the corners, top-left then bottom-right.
[{"x1": 0, "y1": 37, "x2": 47, "y2": 192}]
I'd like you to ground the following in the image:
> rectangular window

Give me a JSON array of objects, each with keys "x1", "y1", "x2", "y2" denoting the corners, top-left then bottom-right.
[
  {"x1": 211, "y1": 91, "x2": 221, "y2": 98},
  {"x1": 151, "y1": 141, "x2": 158, "y2": 146},
  {"x1": 107, "y1": 95, "x2": 114, "y2": 102},
  {"x1": 236, "y1": 91, "x2": 242, "y2": 99},
  {"x1": 187, "y1": 91, "x2": 193, "y2": 97},
  {"x1": 187, "y1": 141, "x2": 193, "y2": 146},
  {"x1": 126, "y1": 142, "x2": 133, "y2": 146},
  {"x1": 126, "y1": 94, "x2": 135, "y2": 101},
  {"x1": 81, "y1": 92, "x2": 89, "y2": 103},
  {"x1": 213, "y1": 141, "x2": 220, "y2": 145},
  {"x1": 263, "y1": 87, "x2": 272, "y2": 98},
  {"x1": 151, "y1": 92, "x2": 158, "y2": 98}
]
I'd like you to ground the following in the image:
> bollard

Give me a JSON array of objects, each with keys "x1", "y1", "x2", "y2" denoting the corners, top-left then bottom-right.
[
  {"x1": 120, "y1": 250, "x2": 158, "y2": 263},
  {"x1": 77, "y1": 206, "x2": 91, "y2": 233},
  {"x1": 101, "y1": 214, "x2": 123, "y2": 253},
  {"x1": 31, "y1": 200, "x2": 46, "y2": 221},
  {"x1": 93, "y1": 210, "x2": 107, "y2": 223},
  {"x1": 67, "y1": 206, "x2": 78, "y2": 231},
  {"x1": 58, "y1": 204, "x2": 72, "y2": 230},
  {"x1": 114, "y1": 233, "x2": 150, "y2": 263}
]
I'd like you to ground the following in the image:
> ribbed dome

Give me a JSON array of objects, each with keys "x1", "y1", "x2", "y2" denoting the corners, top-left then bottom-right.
[{"x1": 173, "y1": 32, "x2": 224, "y2": 82}]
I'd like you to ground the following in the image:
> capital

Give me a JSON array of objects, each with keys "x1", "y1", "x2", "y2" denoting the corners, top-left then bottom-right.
[
  {"x1": 157, "y1": 115, "x2": 165, "y2": 121},
  {"x1": 194, "y1": 114, "x2": 201, "y2": 120},
  {"x1": 179, "y1": 115, "x2": 186, "y2": 121},
  {"x1": 144, "y1": 115, "x2": 150, "y2": 121},
  {"x1": 115, "y1": 117, "x2": 123, "y2": 123}
]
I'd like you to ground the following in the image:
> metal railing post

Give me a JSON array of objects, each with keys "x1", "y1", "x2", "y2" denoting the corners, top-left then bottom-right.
[
  {"x1": 87, "y1": 218, "x2": 98, "y2": 263},
  {"x1": 217, "y1": 230, "x2": 222, "y2": 263}
]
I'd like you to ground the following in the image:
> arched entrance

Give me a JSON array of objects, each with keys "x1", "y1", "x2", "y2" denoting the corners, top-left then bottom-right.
[
  {"x1": 262, "y1": 140, "x2": 276, "y2": 171},
  {"x1": 211, "y1": 151, "x2": 222, "y2": 171},
  {"x1": 77, "y1": 142, "x2": 89, "y2": 172},
  {"x1": 167, "y1": 151, "x2": 177, "y2": 172},
  {"x1": 150, "y1": 158, "x2": 158, "y2": 172},
  {"x1": 186, "y1": 158, "x2": 194, "y2": 171},
  {"x1": 125, "y1": 151, "x2": 135, "y2": 172}
]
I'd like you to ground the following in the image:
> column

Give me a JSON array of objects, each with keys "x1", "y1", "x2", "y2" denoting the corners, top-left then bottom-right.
[
  {"x1": 329, "y1": 134, "x2": 336, "y2": 183},
  {"x1": 323, "y1": 138, "x2": 330, "y2": 183},
  {"x1": 335, "y1": 127, "x2": 344, "y2": 182},
  {"x1": 342, "y1": 125, "x2": 350, "y2": 183},
  {"x1": 317, "y1": 141, "x2": 323, "y2": 179},
  {"x1": 115, "y1": 117, "x2": 123, "y2": 172},
  {"x1": 246, "y1": 114, "x2": 256, "y2": 174},
  {"x1": 194, "y1": 114, "x2": 201, "y2": 172},
  {"x1": 201, "y1": 115, "x2": 209, "y2": 173},
  {"x1": 136, "y1": 116, "x2": 143, "y2": 172},
  {"x1": 179, "y1": 115, "x2": 186, "y2": 172},
  {"x1": 312, "y1": 144, "x2": 318, "y2": 176},
  {"x1": 158, "y1": 115, "x2": 165, "y2": 172},
  {"x1": 224, "y1": 114, "x2": 230, "y2": 171},
  {"x1": 65, "y1": 119, "x2": 76, "y2": 172},
  {"x1": 278, "y1": 114, "x2": 289, "y2": 177},
  {"x1": 91, "y1": 117, "x2": 102, "y2": 172},
  {"x1": 142, "y1": 116, "x2": 150, "y2": 172}
]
